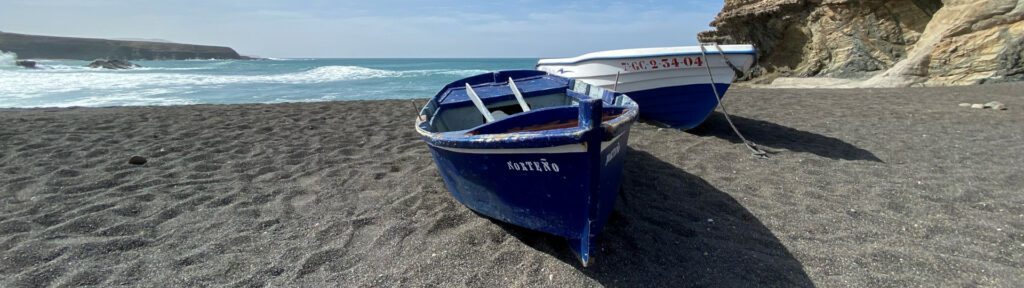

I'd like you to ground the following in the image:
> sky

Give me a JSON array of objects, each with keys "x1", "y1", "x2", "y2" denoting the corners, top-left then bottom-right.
[{"x1": 0, "y1": 0, "x2": 725, "y2": 58}]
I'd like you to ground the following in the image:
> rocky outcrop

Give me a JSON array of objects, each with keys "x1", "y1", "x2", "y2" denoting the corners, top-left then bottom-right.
[
  {"x1": 699, "y1": 0, "x2": 1024, "y2": 87},
  {"x1": 0, "y1": 31, "x2": 243, "y2": 60},
  {"x1": 15, "y1": 60, "x2": 36, "y2": 69},
  {"x1": 865, "y1": 0, "x2": 1024, "y2": 86},
  {"x1": 88, "y1": 59, "x2": 140, "y2": 69}
]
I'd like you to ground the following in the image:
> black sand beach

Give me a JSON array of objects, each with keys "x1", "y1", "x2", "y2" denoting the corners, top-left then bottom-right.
[{"x1": 1, "y1": 83, "x2": 1022, "y2": 286}]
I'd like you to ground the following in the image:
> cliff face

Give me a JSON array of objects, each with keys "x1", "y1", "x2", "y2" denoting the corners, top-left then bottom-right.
[
  {"x1": 0, "y1": 32, "x2": 242, "y2": 60},
  {"x1": 699, "y1": 0, "x2": 1024, "y2": 86}
]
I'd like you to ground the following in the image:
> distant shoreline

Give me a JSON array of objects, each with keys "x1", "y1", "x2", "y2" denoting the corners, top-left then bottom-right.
[{"x1": 0, "y1": 31, "x2": 245, "y2": 61}]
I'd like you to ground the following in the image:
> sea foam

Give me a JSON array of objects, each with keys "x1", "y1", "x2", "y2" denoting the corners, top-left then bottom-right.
[
  {"x1": 0, "y1": 58, "x2": 536, "y2": 107},
  {"x1": 0, "y1": 66, "x2": 480, "y2": 107},
  {"x1": 0, "y1": 50, "x2": 18, "y2": 68},
  {"x1": 1, "y1": 65, "x2": 400, "y2": 97},
  {"x1": 0, "y1": 65, "x2": 481, "y2": 96}
]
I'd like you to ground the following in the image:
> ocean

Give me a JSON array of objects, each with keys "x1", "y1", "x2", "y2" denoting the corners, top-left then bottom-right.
[{"x1": 0, "y1": 55, "x2": 536, "y2": 108}]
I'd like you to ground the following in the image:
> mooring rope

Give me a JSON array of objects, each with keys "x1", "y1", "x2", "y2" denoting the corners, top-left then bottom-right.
[
  {"x1": 714, "y1": 44, "x2": 746, "y2": 79},
  {"x1": 698, "y1": 43, "x2": 768, "y2": 158}
]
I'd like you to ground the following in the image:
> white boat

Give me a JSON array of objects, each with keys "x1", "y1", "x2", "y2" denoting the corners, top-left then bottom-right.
[{"x1": 536, "y1": 44, "x2": 756, "y2": 129}]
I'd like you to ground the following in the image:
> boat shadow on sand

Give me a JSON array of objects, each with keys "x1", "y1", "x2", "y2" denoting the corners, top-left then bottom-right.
[
  {"x1": 684, "y1": 112, "x2": 883, "y2": 162},
  {"x1": 494, "y1": 148, "x2": 814, "y2": 287}
]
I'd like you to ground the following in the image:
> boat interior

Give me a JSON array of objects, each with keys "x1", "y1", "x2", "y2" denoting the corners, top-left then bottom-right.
[{"x1": 420, "y1": 71, "x2": 632, "y2": 134}]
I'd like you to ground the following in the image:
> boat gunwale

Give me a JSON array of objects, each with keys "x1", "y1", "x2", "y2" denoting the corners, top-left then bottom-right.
[
  {"x1": 536, "y1": 45, "x2": 756, "y2": 66},
  {"x1": 415, "y1": 104, "x2": 637, "y2": 150},
  {"x1": 416, "y1": 70, "x2": 638, "y2": 150}
]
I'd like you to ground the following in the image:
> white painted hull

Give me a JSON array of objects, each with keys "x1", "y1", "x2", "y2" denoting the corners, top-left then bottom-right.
[
  {"x1": 536, "y1": 45, "x2": 757, "y2": 129},
  {"x1": 536, "y1": 45, "x2": 756, "y2": 93}
]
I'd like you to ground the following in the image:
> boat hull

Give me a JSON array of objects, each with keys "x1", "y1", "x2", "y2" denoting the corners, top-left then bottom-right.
[
  {"x1": 417, "y1": 71, "x2": 639, "y2": 266},
  {"x1": 424, "y1": 132, "x2": 630, "y2": 265},
  {"x1": 537, "y1": 45, "x2": 755, "y2": 130},
  {"x1": 627, "y1": 83, "x2": 732, "y2": 129}
]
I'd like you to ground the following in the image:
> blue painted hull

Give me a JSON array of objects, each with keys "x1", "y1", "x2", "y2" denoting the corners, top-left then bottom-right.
[
  {"x1": 425, "y1": 133, "x2": 629, "y2": 240},
  {"x1": 627, "y1": 83, "x2": 731, "y2": 130},
  {"x1": 423, "y1": 120, "x2": 631, "y2": 266}
]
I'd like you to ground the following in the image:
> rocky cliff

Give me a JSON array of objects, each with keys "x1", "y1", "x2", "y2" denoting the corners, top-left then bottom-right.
[
  {"x1": 699, "y1": 0, "x2": 1024, "y2": 87},
  {"x1": 0, "y1": 32, "x2": 243, "y2": 60}
]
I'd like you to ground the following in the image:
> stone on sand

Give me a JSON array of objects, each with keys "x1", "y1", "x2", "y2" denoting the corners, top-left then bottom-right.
[
  {"x1": 128, "y1": 155, "x2": 147, "y2": 165},
  {"x1": 984, "y1": 101, "x2": 1007, "y2": 110}
]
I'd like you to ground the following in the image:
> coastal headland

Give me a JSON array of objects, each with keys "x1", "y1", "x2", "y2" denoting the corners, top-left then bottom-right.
[
  {"x1": 1, "y1": 82, "x2": 1021, "y2": 286},
  {"x1": 0, "y1": 31, "x2": 244, "y2": 60}
]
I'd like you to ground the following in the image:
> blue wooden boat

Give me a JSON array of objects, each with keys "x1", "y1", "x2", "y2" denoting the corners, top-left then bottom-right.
[
  {"x1": 537, "y1": 44, "x2": 756, "y2": 130},
  {"x1": 415, "y1": 70, "x2": 639, "y2": 266}
]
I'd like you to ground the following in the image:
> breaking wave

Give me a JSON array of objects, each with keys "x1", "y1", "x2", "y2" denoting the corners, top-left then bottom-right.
[
  {"x1": 49, "y1": 89, "x2": 198, "y2": 107},
  {"x1": 0, "y1": 51, "x2": 18, "y2": 68},
  {"x1": 0, "y1": 64, "x2": 504, "y2": 107},
  {"x1": 1, "y1": 65, "x2": 461, "y2": 95}
]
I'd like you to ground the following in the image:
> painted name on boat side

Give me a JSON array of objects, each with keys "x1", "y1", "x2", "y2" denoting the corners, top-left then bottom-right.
[
  {"x1": 620, "y1": 56, "x2": 704, "y2": 72},
  {"x1": 508, "y1": 158, "x2": 559, "y2": 172},
  {"x1": 605, "y1": 143, "x2": 620, "y2": 165}
]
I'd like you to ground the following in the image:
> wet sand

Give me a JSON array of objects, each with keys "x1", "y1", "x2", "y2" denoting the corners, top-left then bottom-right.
[{"x1": 1, "y1": 82, "x2": 1022, "y2": 286}]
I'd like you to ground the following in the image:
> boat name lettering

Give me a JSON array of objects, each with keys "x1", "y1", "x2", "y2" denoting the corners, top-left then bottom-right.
[
  {"x1": 605, "y1": 144, "x2": 620, "y2": 165},
  {"x1": 507, "y1": 158, "x2": 559, "y2": 172},
  {"x1": 620, "y1": 56, "x2": 703, "y2": 72}
]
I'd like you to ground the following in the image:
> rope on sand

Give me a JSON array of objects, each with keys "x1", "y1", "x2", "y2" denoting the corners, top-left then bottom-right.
[{"x1": 699, "y1": 43, "x2": 768, "y2": 158}]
